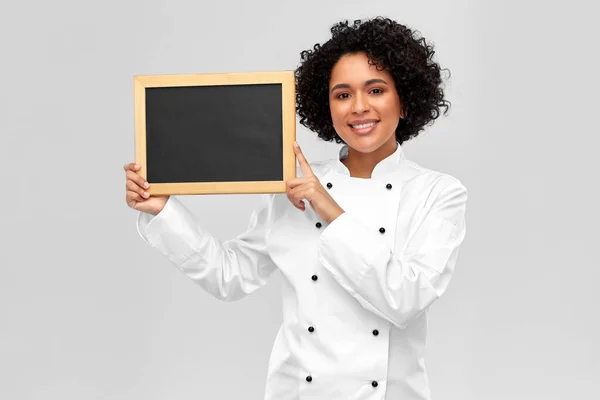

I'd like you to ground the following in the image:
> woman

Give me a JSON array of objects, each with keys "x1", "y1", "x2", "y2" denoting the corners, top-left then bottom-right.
[{"x1": 124, "y1": 17, "x2": 468, "y2": 400}]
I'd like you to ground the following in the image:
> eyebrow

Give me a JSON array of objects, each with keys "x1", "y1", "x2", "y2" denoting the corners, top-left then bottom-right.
[{"x1": 330, "y1": 78, "x2": 388, "y2": 93}]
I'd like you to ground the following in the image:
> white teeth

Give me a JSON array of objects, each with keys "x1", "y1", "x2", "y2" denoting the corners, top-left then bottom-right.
[{"x1": 351, "y1": 121, "x2": 377, "y2": 129}]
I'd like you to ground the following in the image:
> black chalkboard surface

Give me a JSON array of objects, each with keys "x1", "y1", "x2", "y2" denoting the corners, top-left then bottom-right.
[{"x1": 133, "y1": 71, "x2": 296, "y2": 195}]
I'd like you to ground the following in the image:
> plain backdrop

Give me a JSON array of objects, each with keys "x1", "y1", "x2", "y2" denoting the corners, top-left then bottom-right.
[{"x1": 1, "y1": 0, "x2": 598, "y2": 399}]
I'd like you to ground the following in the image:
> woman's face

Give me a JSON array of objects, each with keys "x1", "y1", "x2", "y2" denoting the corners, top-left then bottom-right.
[{"x1": 329, "y1": 52, "x2": 403, "y2": 153}]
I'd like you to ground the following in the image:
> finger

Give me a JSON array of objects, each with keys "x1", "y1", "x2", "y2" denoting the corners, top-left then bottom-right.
[
  {"x1": 126, "y1": 170, "x2": 150, "y2": 190},
  {"x1": 286, "y1": 190, "x2": 302, "y2": 210},
  {"x1": 127, "y1": 180, "x2": 150, "y2": 199},
  {"x1": 294, "y1": 187, "x2": 315, "y2": 204},
  {"x1": 293, "y1": 141, "x2": 314, "y2": 178},
  {"x1": 126, "y1": 189, "x2": 146, "y2": 206},
  {"x1": 289, "y1": 198, "x2": 305, "y2": 211},
  {"x1": 290, "y1": 187, "x2": 313, "y2": 209},
  {"x1": 287, "y1": 187, "x2": 304, "y2": 210},
  {"x1": 286, "y1": 176, "x2": 312, "y2": 190},
  {"x1": 287, "y1": 180, "x2": 317, "y2": 196},
  {"x1": 123, "y1": 162, "x2": 141, "y2": 172},
  {"x1": 292, "y1": 198, "x2": 305, "y2": 210}
]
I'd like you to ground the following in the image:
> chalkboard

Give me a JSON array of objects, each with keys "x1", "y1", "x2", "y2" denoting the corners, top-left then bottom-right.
[{"x1": 133, "y1": 71, "x2": 296, "y2": 195}]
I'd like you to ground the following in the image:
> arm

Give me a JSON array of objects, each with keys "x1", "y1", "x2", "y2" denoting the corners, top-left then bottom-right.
[
  {"x1": 137, "y1": 194, "x2": 278, "y2": 302},
  {"x1": 317, "y1": 180, "x2": 468, "y2": 328}
]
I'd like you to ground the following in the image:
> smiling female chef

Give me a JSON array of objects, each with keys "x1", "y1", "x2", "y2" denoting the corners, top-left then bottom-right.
[{"x1": 125, "y1": 17, "x2": 468, "y2": 400}]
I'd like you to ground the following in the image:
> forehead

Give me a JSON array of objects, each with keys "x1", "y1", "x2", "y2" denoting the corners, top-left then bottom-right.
[{"x1": 329, "y1": 52, "x2": 391, "y2": 85}]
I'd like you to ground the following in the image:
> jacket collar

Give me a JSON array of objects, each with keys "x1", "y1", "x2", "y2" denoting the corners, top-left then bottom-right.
[{"x1": 331, "y1": 140, "x2": 405, "y2": 179}]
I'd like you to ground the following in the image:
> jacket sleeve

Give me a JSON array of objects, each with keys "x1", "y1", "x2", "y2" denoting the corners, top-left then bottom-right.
[
  {"x1": 136, "y1": 194, "x2": 278, "y2": 302},
  {"x1": 317, "y1": 180, "x2": 468, "y2": 328}
]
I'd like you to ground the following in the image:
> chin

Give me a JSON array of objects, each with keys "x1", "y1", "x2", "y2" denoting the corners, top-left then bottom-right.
[{"x1": 344, "y1": 134, "x2": 389, "y2": 152}]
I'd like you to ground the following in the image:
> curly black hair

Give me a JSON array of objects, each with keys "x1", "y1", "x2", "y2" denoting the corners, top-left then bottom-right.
[{"x1": 295, "y1": 17, "x2": 451, "y2": 145}]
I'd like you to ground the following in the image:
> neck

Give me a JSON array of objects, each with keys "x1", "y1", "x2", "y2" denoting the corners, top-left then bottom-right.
[{"x1": 342, "y1": 139, "x2": 397, "y2": 178}]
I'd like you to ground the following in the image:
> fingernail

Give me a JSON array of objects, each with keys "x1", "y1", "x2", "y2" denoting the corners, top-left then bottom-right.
[
  {"x1": 135, "y1": 164, "x2": 140, "y2": 169},
  {"x1": 294, "y1": 141, "x2": 299, "y2": 148},
  {"x1": 143, "y1": 191, "x2": 149, "y2": 197},
  {"x1": 143, "y1": 182, "x2": 149, "y2": 188}
]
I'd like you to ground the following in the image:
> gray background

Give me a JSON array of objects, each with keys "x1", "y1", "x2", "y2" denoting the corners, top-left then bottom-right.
[{"x1": 1, "y1": 0, "x2": 598, "y2": 399}]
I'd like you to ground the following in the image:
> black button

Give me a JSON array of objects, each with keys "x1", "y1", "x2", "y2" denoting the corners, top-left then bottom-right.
[
  {"x1": 308, "y1": 326, "x2": 314, "y2": 332},
  {"x1": 386, "y1": 183, "x2": 392, "y2": 189},
  {"x1": 372, "y1": 381, "x2": 378, "y2": 387},
  {"x1": 372, "y1": 329, "x2": 379, "y2": 336},
  {"x1": 326, "y1": 182, "x2": 332, "y2": 189},
  {"x1": 306, "y1": 375, "x2": 312, "y2": 382},
  {"x1": 379, "y1": 227, "x2": 385, "y2": 233},
  {"x1": 316, "y1": 222, "x2": 322, "y2": 228},
  {"x1": 311, "y1": 274, "x2": 318, "y2": 281}
]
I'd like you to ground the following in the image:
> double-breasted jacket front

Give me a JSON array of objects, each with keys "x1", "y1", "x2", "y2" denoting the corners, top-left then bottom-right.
[{"x1": 137, "y1": 141, "x2": 469, "y2": 399}]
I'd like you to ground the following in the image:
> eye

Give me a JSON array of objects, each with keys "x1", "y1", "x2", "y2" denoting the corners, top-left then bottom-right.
[
  {"x1": 336, "y1": 93, "x2": 350, "y2": 99},
  {"x1": 370, "y1": 88, "x2": 384, "y2": 94}
]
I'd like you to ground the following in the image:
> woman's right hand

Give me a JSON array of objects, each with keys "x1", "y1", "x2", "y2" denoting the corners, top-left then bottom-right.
[{"x1": 124, "y1": 162, "x2": 170, "y2": 216}]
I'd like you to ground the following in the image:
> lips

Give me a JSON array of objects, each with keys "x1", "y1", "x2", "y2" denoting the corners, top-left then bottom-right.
[
  {"x1": 348, "y1": 120, "x2": 379, "y2": 135},
  {"x1": 349, "y1": 121, "x2": 378, "y2": 129},
  {"x1": 348, "y1": 119, "x2": 379, "y2": 128}
]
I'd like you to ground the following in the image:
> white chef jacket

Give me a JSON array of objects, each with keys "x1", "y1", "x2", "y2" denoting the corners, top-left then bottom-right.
[{"x1": 136, "y1": 140, "x2": 468, "y2": 400}]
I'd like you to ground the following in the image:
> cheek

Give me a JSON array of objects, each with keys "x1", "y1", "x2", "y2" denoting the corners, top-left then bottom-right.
[
  {"x1": 379, "y1": 97, "x2": 402, "y2": 120},
  {"x1": 329, "y1": 102, "x2": 344, "y2": 125}
]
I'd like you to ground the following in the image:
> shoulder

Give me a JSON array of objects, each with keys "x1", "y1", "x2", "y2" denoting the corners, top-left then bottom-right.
[{"x1": 398, "y1": 158, "x2": 467, "y2": 198}]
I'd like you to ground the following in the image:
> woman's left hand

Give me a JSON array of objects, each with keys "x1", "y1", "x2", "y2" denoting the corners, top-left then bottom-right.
[{"x1": 286, "y1": 141, "x2": 345, "y2": 224}]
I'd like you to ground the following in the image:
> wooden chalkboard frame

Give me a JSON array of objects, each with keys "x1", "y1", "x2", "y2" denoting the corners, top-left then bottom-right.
[{"x1": 133, "y1": 71, "x2": 296, "y2": 195}]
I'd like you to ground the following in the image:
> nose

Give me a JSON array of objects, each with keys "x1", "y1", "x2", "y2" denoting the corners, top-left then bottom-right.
[{"x1": 351, "y1": 92, "x2": 370, "y2": 114}]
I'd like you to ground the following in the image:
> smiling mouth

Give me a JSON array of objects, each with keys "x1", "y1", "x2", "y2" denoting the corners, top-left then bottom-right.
[
  {"x1": 348, "y1": 120, "x2": 380, "y2": 135},
  {"x1": 349, "y1": 121, "x2": 379, "y2": 129}
]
